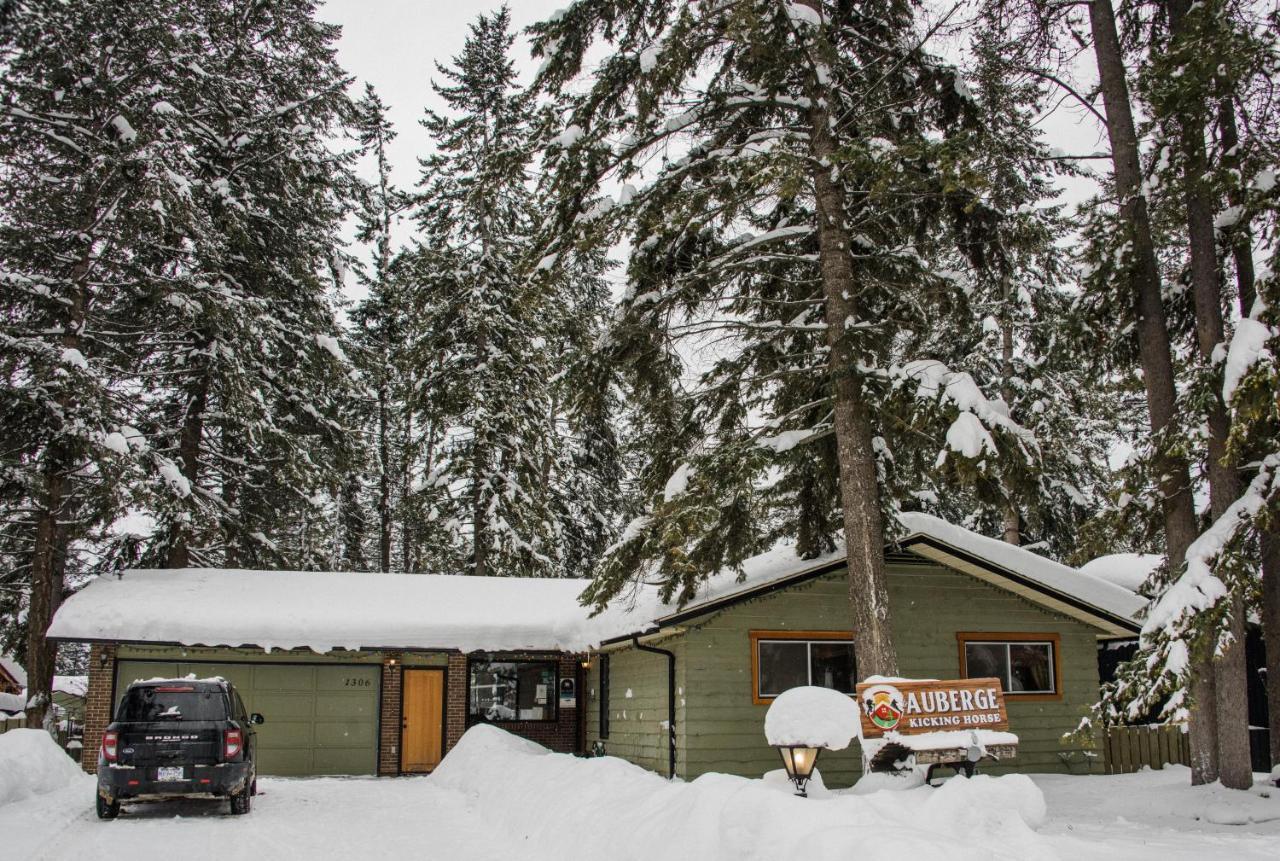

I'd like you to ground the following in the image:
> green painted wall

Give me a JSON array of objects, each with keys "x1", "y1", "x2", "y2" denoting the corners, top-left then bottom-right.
[
  {"x1": 114, "y1": 653, "x2": 381, "y2": 776},
  {"x1": 585, "y1": 640, "x2": 686, "y2": 776},
  {"x1": 592, "y1": 559, "x2": 1105, "y2": 787}
]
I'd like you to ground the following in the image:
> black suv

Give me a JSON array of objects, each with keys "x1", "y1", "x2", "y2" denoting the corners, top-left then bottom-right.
[{"x1": 96, "y1": 677, "x2": 264, "y2": 819}]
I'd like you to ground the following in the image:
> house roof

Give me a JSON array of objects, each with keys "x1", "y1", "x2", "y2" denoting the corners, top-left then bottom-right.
[
  {"x1": 47, "y1": 515, "x2": 1143, "y2": 653},
  {"x1": 0, "y1": 654, "x2": 27, "y2": 688},
  {"x1": 47, "y1": 568, "x2": 623, "y2": 654}
]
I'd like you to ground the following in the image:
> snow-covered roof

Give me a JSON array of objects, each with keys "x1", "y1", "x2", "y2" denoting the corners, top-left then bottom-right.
[
  {"x1": 47, "y1": 515, "x2": 1142, "y2": 654},
  {"x1": 48, "y1": 569, "x2": 621, "y2": 654},
  {"x1": 0, "y1": 691, "x2": 24, "y2": 714},
  {"x1": 0, "y1": 654, "x2": 27, "y2": 688},
  {"x1": 897, "y1": 513, "x2": 1145, "y2": 634},
  {"x1": 52, "y1": 676, "x2": 88, "y2": 699},
  {"x1": 1079, "y1": 553, "x2": 1161, "y2": 594}
]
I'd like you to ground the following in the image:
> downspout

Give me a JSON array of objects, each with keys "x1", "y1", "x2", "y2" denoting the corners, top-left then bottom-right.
[{"x1": 632, "y1": 635, "x2": 676, "y2": 779}]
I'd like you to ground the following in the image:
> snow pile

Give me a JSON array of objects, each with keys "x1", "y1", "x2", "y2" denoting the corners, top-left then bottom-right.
[
  {"x1": 0, "y1": 729, "x2": 89, "y2": 805},
  {"x1": 764, "y1": 686, "x2": 859, "y2": 749},
  {"x1": 1080, "y1": 553, "x2": 1161, "y2": 593},
  {"x1": 432, "y1": 726, "x2": 1053, "y2": 861}
]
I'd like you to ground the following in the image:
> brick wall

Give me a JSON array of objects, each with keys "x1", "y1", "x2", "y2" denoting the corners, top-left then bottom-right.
[
  {"x1": 446, "y1": 653, "x2": 583, "y2": 755},
  {"x1": 81, "y1": 643, "x2": 116, "y2": 773},
  {"x1": 377, "y1": 653, "x2": 403, "y2": 776},
  {"x1": 444, "y1": 653, "x2": 467, "y2": 754}
]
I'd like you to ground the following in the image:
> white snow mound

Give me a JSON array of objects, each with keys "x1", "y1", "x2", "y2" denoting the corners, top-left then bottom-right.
[
  {"x1": 0, "y1": 729, "x2": 89, "y2": 805},
  {"x1": 764, "y1": 685, "x2": 859, "y2": 750},
  {"x1": 432, "y1": 726, "x2": 1051, "y2": 861}
]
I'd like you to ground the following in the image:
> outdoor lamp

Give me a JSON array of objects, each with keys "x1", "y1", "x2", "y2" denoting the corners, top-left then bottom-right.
[{"x1": 775, "y1": 744, "x2": 822, "y2": 797}]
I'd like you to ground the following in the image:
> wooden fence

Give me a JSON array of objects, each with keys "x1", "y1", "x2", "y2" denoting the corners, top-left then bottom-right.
[
  {"x1": 0, "y1": 713, "x2": 25, "y2": 734},
  {"x1": 1102, "y1": 724, "x2": 1190, "y2": 774}
]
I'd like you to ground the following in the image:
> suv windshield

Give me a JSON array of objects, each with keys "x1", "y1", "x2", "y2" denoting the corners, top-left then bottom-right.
[{"x1": 117, "y1": 685, "x2": 227, "y2": 722}]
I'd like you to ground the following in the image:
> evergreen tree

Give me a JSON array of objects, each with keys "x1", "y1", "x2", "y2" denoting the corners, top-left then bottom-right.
[
  {"x1": 405, "y1": 7, "x2": 616, "y2": 578},
  {"x1": 349, "y1": 83, "x2": 411, "y2": 572},
  {"x1": 123, "y1": 0, "x2": 360, "y2": 571},
  {"x1": 532, "y1": 1, "x2": 1050, "y2": 675},
  {"x1": 0, "y1": 0, "x2": 179, "y2": 726}
]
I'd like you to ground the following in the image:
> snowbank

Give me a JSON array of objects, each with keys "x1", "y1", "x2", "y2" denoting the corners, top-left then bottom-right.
[
  {"x1": 0, "y1": 729, "x2": 89, "y2": 805},
  {"x1": 432, "y1": 726, "x2": 1052, "y2": 861},
  {"x1": 764, "y1": 686, "x2": 859, "y2": 749}
]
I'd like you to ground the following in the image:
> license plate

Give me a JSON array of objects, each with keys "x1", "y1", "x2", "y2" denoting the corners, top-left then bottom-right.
[{"x1": 156, "y1": 766, "x2": 184, "y2": 782}]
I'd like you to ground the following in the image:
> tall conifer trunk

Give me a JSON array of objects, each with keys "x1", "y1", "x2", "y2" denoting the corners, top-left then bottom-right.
[
  {"x1": 1219, "y1": 86, "x2": 1280, "y2": 775},
  {"x1": 26, "y1": 246, "x2": 91, "y2": 727},
  {"x1": 1085, "y1": 0, "x2": 1208, "y2": 780},
  {"x1": 798, "y1": 1, "x2": 897, "y2": 676},
  {"x1": 1165, "y1": 0, "x2": 1251, "y2": 789}
]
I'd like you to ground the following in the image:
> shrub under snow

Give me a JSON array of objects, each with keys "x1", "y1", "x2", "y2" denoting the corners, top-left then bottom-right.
[
  {"x1": 433, "y1": 725, "x2": 1049, "y2": 861},
  {"x1": 0, "y1": 729, "x2": 88, "y2": 805}
]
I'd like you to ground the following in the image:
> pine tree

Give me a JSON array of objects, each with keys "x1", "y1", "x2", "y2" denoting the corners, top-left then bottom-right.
[
  {"x1": 0, "y1": 0, "x2": 180, "y2": 726},
  {"x1": 123, "y1": 0, "x2": 360, "y2": 571},
  {"x1": 405, "y1": 7, "x2": 614, "y2": 578},
  {"x1": 349, "y1": 84, "x2": 411, "y2": 572},
  {"x1": 532, "y1": 1, "x2": 1050, "y2": 674}
]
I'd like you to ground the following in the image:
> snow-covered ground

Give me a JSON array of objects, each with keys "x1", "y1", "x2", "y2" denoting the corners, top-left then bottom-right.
[{"x1": 2, "y1": 727, "x2": 1277, "y2": 860}]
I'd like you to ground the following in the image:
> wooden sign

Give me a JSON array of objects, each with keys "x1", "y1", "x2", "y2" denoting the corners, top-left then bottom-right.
[{"x1": 855, "y1": 678, "x2": 1009, "y2": 738}]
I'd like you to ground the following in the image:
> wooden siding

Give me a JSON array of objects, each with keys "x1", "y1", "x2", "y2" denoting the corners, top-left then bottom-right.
[
  {"x1": 599, "y1": 559, "x2": 1107, "y2": 786},
  {"x1": 585, "y1": 639, "x2": 686, "y2": 776}
]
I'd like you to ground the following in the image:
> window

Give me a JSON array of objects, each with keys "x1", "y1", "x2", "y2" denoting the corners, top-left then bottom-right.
[
  {"x1": 750, "y1": 631, "x2": 856, "y2": 704},
  {"x1": 958, "y1": 633, "x2": 1059, "y2": 697},
  {"x1": 468, "y1": 659, "x2": 558, "y2": 722},
  {"x1": 598, "y1": 653, "x2": 610, "y2": 739}
]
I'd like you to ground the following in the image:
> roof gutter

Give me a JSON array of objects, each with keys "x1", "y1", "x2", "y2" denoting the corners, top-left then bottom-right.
[{"x1": 631, "y1": 635, "x2": 676, "y2": 780}]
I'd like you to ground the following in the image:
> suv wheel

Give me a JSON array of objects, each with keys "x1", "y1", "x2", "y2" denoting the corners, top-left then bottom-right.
[
  {"x1": 229, "y1": 785, "x2": 252, "y2": 815},
  {"x1": 96, "y1": 793, "x2": 120, "y2": 820}
]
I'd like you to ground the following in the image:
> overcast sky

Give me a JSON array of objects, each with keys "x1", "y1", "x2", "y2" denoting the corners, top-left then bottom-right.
[{"x1": 318, "y1": 1, "x2": 1108, "y2": 303}]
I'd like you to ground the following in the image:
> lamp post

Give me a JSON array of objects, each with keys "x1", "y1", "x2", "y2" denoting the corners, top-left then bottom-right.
[{"x1": 775, "y1": 744, "x2": 822, "y2": 797}]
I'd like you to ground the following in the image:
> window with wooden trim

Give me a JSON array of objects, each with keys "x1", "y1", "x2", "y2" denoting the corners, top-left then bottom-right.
[
  {"x1": 957, "y1": 633, "x2": 1060, "y2": 698},
  {"x1": 750, "y1": 631, "x2": 856, "y2": 704}
]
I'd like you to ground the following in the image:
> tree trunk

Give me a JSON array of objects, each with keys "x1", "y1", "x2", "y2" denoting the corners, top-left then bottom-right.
[
  {"x1": 1166, "y1": 0, "x2": 1252, "y2": 790},
  {"x1": 26, "y1": 247, "x2": 91, "y2": 728},
  {"x1": 800, "y1": 13, "x2": 897, "y2": 675},
  {"x1": 167, "y1": 368, "x2": 209, "y2": 569},
  {"x1": 1000, "y1": 288, "x2": 1020, "y2": 546},
  {"x1": 1219, "y1": 87, "x2": 1278, "y2": 776},
  {"x1": 1086, "y1": 0, "x2": 1206, "y2": 779},
  {"x1": 378, "y1": 373, "x2": 392, "y2": 572},
  {"x1": 25, "y1": 470, "x2": 63, "y2": 729},
  {"x1": 1263, "y1": 529, "x2": 1280, "y2": 770}
]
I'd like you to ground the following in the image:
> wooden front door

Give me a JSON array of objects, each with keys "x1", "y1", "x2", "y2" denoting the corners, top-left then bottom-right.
[{"x1": 400, "y1": 669, "x2": 444, "y2": 773}]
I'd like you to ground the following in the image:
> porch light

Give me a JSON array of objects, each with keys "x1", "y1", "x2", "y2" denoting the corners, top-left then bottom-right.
[{"x1": 775, "y1": 744, "x2": 822, "y2": 797}]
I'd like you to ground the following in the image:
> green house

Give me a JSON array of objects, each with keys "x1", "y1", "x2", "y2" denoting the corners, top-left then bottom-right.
[
  {"x1": 48, "y1": 513, "x2": 1141, "y2": 785},
  {"x1": 583, "y1": 513, "x2": 1143, "y2": 787}
]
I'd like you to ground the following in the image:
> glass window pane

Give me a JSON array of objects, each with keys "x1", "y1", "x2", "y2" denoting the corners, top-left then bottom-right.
[
  {"x1": 809, "y1": 642, "x2": 856, "y2": 693},
  {"x1": 470, "y1": 661, "x2": 518, "y2": 720},
  {"x1": 964, "y1": 642, "x2": 1008, "y2": 685},
  {"x1": 758, "y1": 641, "x2": 808, "y2": 697},
  {"x1": 516, "y1": 663, "x2": 556, "y2": 720},
  {"x1": 1009, "y1": 643, "x2": 1054, "y2": 693}
]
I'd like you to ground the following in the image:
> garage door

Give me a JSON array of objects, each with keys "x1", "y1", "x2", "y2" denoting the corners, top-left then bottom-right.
[{"x1": 113, "y1": 660, "x2": 379, "y2": 776}]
